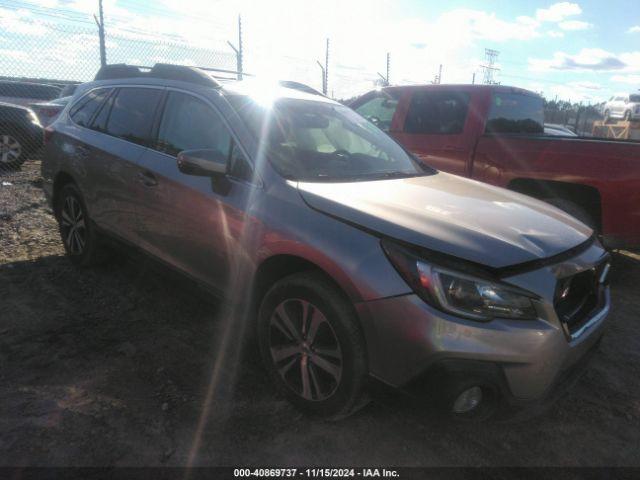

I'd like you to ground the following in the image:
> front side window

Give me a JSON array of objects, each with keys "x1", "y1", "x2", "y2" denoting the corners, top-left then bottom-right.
[
  {"x1": 485, "y1": 92, "x2": 544, "y2": 134},
  {"x1": 404, "y1": 91, "x2": 470, "y2": 134},
  {"x1": 104, "y1": 87, "x2": 162, "y2": 146},
  {"x1": 629, "y1": 94, "x2": 640, "y2": 102},
  {"x1": 354, "y1": 92, "x2": 399, "y2": 131},
  {"x1": 69, "y1": 88, "x2": 111, "y2": 127},
  {"x1": 157, "y1": 92, "x2": 232, "y2": 158},
  {"x1": 229, "y1": 96, "x2": 433, "y2": 182}
]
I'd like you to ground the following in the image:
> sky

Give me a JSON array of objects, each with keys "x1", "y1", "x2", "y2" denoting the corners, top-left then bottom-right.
[{"x1": 0, "y1": 0, "x2": 639, "y2": 102}]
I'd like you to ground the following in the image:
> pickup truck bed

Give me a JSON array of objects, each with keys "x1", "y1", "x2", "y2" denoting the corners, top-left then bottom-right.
[{"x1": 351, "y1": 84, "x2": 640, "y2": 250}]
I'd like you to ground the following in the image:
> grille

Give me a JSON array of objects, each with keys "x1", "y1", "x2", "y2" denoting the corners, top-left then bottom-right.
[{"x1": 554, "y1": 262, "x2": 608, "y2": 336}]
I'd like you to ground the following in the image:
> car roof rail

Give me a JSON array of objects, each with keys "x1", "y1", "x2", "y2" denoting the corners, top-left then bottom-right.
[
  {"x1": 94, "y1": 63, "x2": 236, "y2": 88},
  {"x1": 278, "y1": 80, "x2": 325, "y2": 97},
  {"x1": 94, "y1": 64, "x2": 324, "y2": 97}
]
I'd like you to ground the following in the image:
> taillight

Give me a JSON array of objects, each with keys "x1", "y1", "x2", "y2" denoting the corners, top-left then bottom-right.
[{"x1": 43, "y1": 126, "x2": 55, "y2": 145}]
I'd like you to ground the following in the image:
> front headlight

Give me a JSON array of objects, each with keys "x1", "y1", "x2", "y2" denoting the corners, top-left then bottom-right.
[{"x1": 382, "y1": 240, "x2": 538, "y2": 321}]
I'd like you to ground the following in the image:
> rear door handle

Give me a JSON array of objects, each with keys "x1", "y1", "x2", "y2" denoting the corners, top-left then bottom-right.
[{"x1": 137, "y1": 170, "x2": 158, "y2": 187}]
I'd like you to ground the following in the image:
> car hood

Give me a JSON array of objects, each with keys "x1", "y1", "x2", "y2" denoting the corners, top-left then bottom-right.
[{"x1": 297, "y1": 172, "x2": 592, "y2": 269}]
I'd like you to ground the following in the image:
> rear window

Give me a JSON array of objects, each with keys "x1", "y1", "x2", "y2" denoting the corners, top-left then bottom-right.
[
  {"x1": 404, "y1": 91, "x2": 469, "y2": 134},
  {"x1": 485, "y1": 92, "x2": 544, "y2": 134},
  {"x1": 70, "y1": 88, "x2": 111, "y2": 127},
  {"x1": 0, "y1": 82, "x2": 60, "y2": 100},
  {"x1": 103, "y1": 87, "x2": 162, "y2": 147}
]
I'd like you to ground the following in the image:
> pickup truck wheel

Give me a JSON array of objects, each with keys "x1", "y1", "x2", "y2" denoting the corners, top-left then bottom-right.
[
  {"x1": 257, "y1": 271, "x2": 369, "y2": 419},
  {"x1": 0, "y1": 131, "x2": 26, "y2": 169},
  {"x1": 544, "y1": 197, "x2": 596, "y2": 230},
  {"x1": 56, "y1": 183, "x2": 108, "y2": 266}
]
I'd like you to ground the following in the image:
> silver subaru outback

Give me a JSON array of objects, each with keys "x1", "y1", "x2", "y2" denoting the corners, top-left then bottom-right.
[{"x1": 41, "y1": 64, "x2": 610, "y2": 420}]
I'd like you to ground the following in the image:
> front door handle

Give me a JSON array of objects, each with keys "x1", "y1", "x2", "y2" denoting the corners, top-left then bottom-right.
[{"x1": 137, "y1": 170, "x2": 158, "y2": 187}]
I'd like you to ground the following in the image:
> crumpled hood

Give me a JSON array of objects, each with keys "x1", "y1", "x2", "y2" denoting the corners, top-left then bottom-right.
[{"x1": 297, "y1": 172, "x2": 592, "y2": 269}]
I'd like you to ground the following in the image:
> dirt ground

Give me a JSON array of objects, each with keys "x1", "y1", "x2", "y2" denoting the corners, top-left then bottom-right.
[{"x1": 1, "y1": 160, "x2": 639, "y2": 467}]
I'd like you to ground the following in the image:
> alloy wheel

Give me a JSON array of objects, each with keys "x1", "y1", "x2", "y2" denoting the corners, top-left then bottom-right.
[
  {"x1": 60, "y1": 195, "x2": 86, "y2": 255},
  {"x1": 0, "y1": 135, "x2": 22, "y2": 164},
  {"x1": 269, "y1": 299, "x2": 343, "y2": 401}
]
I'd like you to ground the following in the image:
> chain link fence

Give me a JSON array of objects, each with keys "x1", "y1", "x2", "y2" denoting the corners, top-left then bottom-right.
[
  {"x1": 0, "y1": 17, "x2": 237, "y2": 172},
  {"x1": 544, "y1": 101, "x2": 604, "y2": 137},
  {"x1": 0, "y1": 9, "x2": 619, "y2": 173}
]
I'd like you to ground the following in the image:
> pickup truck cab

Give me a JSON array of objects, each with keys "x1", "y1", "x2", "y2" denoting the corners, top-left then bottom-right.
[{"x1": 351, "y1": 85, "x2": 640, "y2": 250}]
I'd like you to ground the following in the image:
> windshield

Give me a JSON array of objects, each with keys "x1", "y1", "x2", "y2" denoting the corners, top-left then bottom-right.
[{"x1": 228, "y1": 95, "x2": 433, "y2": 182}]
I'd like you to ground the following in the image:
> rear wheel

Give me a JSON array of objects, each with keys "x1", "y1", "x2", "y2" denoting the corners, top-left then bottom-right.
[
  {"x1": 56, "y1": 183, "x2": 107, "y2": 266},
  {"x1": 257, "y1": 272, "x2": 369, "y2": 419},
  {"x1": 0, "y1": 131, "x2": 26, "y2": 169}
]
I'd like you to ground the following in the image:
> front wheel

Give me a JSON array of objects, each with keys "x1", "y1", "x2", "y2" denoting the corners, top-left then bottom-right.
[
  {"x1": 257, "y1": 272, "x2": 369, "y2": 419},
  {"x1": 56, "y1": 183, "x2": 108, "y2": 266}
]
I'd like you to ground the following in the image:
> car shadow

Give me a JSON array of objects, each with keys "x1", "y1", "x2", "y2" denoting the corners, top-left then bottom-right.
[{"x1": 1, "y1": 249, "x2": 639, "y2": 466}]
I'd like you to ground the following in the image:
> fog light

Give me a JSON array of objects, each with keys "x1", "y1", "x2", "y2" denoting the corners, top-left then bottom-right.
[{"x1": 452, "y1": 386, "x2": 483, "y2": 413}]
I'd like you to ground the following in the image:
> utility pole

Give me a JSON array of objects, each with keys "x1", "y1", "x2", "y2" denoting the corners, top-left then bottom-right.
[
  {"x1": 386, "y1": 52, "x2": 390, "y2": 85},
  {"x1": 315, "y1": 38, "x2": 329, "y2": 95},
  {"x1": 472, "y1": 72, "x2": 476, "y2": 84},
  {"x1": 435, "y1": 64, "x2": 442, "y2": 84},
  {"x1": 325, "y1": 38, "x2": 329, "y2": 96},
  {"x1": 316, "y1": 61, "x2": 326, "y2": 95},
  {"x1": 481, "y1": 48, "x2": 500, "y2": 85},
  {"x1": 377, "y1": 52, "x2": 390, "y2": 86},
  {"x1": 94, "y1": 0, "x2": 106, "y2": 67},
  {"x1": 227, "y1": 15, "x2": 243, "y2": 80}
]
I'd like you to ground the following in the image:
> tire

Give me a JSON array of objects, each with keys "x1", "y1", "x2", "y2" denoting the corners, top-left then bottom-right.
[
  {"x1": 55, "y1": 183, "x2": 108, "y2": 266},
  {"x1": 257, "y1": 271, "x2": 369, "y2": 419},
  {"x1": 0, "y1": 129, "x2": 27, "y2": 169},
  {"x1": 603, "y1": 110, "x2": 610, "y2": 124},
  {"x1": 544, "y1": 197, "x2": 596, "y2": 230}
]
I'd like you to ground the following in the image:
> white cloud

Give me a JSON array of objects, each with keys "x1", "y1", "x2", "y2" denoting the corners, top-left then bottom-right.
[
  {"x1": 535, "y1": 2, "x2": 582, "y2": 22},
  {"x1": 547, "y1": 31, "x2": 565, "y2": 38},
  {"x1": 628, "y1": 26, "x2": 640, "y2": 33},
  {"x1": 610, "y1": 74, "x2": 640, "y2": 84},
  {"x1": 559, "y1": 20, "x2": 592, "y2": 31},
  {"x1": 529, "y1": 48, "x2": 640, "y2": 72},
  {"x1": 0, "y1": 7, "x2": 49, "y2": 36}
]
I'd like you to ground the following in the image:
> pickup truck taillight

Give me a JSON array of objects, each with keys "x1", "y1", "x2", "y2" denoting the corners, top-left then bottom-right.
[{"x1": 43, "y1": 126, "x2": 55, "y2": 145}]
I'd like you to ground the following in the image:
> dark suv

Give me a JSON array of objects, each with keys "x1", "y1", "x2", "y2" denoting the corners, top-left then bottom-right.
[
  {"x1": 0, "y1": 102, "x2": 43, "y2": 168},
  {"x1": 41, "y1": 64, "x2": 610, "y2": 419}
]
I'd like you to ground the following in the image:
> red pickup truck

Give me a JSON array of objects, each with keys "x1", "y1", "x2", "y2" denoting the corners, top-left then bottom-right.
[{"x1": 351, "y1": 85, "x2": 640, "y2": 250}]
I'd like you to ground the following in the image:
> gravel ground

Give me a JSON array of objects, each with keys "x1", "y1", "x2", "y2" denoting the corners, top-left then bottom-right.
[{"x1": 1, "y1": 160, "x2": 639, "y2": 467}]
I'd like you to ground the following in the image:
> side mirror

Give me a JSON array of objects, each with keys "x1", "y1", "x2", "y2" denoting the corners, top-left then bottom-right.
[{"x1": 177, "y1": 149, "x2": 228, "y2": 177}]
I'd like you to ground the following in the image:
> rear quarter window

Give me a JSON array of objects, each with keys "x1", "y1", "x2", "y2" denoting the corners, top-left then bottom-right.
[
  {"x1": 485, "y1": 92, "x2": 544, "y2": 134},
  {"x1": 404, "y1": 91, "x2": 470, "y2": 135},
  {"x1": 69, "y1": 88, "x2": 111, "y2": 127}
]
